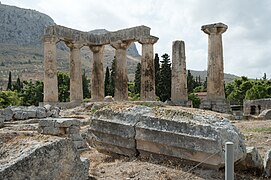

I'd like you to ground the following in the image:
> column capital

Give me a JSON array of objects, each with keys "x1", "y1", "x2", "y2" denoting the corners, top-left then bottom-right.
[
  {"x1": 201, "y1": 22, "x2": 228, "y2": 35},
  {"x1": 110, "y1": 40, "x2": 131, "y2": 49},
  {"x1": 65, "y1": 42, "x2": 83, "y2": 49},
  {"x1": 89, "y1": 45, "x2": 104, "y2": 53},
  {"x1": 43, "y1": 36, "x2": 59, "y2": 43},
  {"x1": 138, "y1": 36, "x2": 159, "y2": 45}
]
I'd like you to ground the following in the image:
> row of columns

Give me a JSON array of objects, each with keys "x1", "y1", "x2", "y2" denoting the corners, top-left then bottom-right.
[{"x1": 43, "y1": 37, "x2": 158, "y2": 103}]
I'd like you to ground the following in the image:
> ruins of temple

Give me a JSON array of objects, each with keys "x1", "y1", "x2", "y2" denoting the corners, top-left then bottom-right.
[{"x1": 43, "y1": 25, "x2": 158, "y2": 103}]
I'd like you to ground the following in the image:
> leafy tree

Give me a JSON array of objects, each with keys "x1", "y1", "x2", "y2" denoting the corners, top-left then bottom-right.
[
  {"x1": 263, "y1": 73, "x2": 267, "y2": 80},
  {"x1": 110, "y1": 57, "x2": 116, "y2": 96},
  {"x1": 104, "y1": 67, "x2": 111, "y2": 96},
  {"x1": 0, "y1": 90, "x2": 21, "y2": 108},
  {"x1": 20, "y1": 80, "x2": 43, "y2": 106},
  {"x1": 154, "y1": 53, "x2": 160, "y2": 96},
  {"x1": 157, "y1": 53, "x2": 171, "y2": 102},
  {"x1": 82, "y1": 70, "x2": 90, "y2": 99},
  {"x1": 188, "y1": 93, "x2": 201, "y2": 108},
  {"x1": 57, "y1": 72, "x2": 70, "y2": 102},
  {"x1": 134, "y1": 63, "x2": 141, "y2": 94},
  {"x1": 193, "y1": 85, "x2": 207, "y2": 93},
  {"x1": 7, "y1": 71, "x2": 12, "y2": 90},
  {"x1": 245, "y1": 84, "x2": 269, "y2": 100}
]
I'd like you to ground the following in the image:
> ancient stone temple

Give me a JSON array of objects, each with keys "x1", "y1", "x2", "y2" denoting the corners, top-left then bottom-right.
[
  {"x1": 171, "y1": 40, "x2": 191, "y2": 106},
  {"x1": 43, "y1": 25, "x2": 158, "y2": 103},
  {"x1": 200, "y1": 22, "x2": 230, "y2": 113}
]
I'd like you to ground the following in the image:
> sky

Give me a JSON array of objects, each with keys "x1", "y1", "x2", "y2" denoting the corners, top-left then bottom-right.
[{"x1": 1, "y1": 0, "x2": 271, "y2": 79}]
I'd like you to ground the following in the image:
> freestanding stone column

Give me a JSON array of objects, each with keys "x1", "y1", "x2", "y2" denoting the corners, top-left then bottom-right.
[
  {"x1": 200, "y1": 22, "x2": 230, "y2": 113},
  {"x1": 89, "y1": 45, "x2": 104, "y2": 101},
  {"x1": 67, "y1": 43, "x2": 83, "y2": 102},
  {"x1": 201, "y1": 22, "x2": 227, "y2": 101},
  {"x1": 43, "y1": 36, "x2": 58, "y2": 102},
  {"x1": 138, "y1": 36, "x2": 158, "y2": 101},
  {"x1": 111, "y1": 40, "x2": 131, "y2": 101},
  {"x1": 171, "y1": 40, "x2": 188, "y2": 105}
]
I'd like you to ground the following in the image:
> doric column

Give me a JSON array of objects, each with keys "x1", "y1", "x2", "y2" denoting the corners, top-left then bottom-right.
[
  {"x1": 66, "y1": 42, "x2": 83, "y2": 102},
  {"x1": 138, "y1": 36, "x2": 158, "y2": 101},
  {"x1": 171, "y1": 40, "x2": 188, "y2": 103},
  {"x1": 89, "y1": 45, "x2": 104, "y2": 101},
  {"x1": 111, "y1": 40, "x2": 131, "y2": 101},
  {"x1": 43, "y1": 36, "x2": 58, "y2": 102},
  {"x1": 201, "y1": 22, "x2": 228, "y2": 101}
]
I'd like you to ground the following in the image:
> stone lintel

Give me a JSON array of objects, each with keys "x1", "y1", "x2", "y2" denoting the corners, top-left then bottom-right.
[
  {"x1": 201, "y1": 22, "x2": 228, "y2": 35},
  {"x1": 138, "y1": 36, "x2": 159, "y2": 45},
  {"x1": 65, "y1": 42, "x2": 83, "y2": 49},
  {"x1": 44, "y1": 25, "x2": 152, "y2": 46}
]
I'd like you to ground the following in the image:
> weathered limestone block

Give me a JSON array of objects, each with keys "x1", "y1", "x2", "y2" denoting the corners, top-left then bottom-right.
[
  {"x1": 264, "y1": 150, "x2": 271, "y2": 177},
  {"x1": 38, "y1": 118, "x2": 87, "y2": 151},
  {"x1": 1, "y1": 107, "x2": 13, "y2": 121},
  {"x1": 236, "y1": 147, "x2": 264, "y2": 175},
  {"x1": 89, "y1": 106, "x2": 151, "y2": 156},
  {"x1": 259, "y1": 109, "x2": 271, "y2": 120},
  {"x1": 89, "y1": 103, "x2": 246, "y2": 168},
  {"x1": 0, "y1": 135, "x2": 89, "y2": 180}
]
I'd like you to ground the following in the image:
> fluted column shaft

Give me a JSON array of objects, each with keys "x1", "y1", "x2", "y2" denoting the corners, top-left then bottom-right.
[
  {"x1": 111, "y1": 41, "x2": 131, "y2": 101},
  {"x1": 43, "y1": 36, "x2": 58, "y2": 102},
  {"x1": 67, "y1": 43, "x2": 83, "y2": 102},
  {"x1": 139, "y1": 37, "x2": 158, "y2": 101},
  {"x1": 89, "y1": 45, "x2": 104, "y2": 101}
]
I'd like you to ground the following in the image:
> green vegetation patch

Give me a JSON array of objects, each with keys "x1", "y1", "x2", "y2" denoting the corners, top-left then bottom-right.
[{"x1": 245, "y1": 127, "x2": 271, "y2": 133}]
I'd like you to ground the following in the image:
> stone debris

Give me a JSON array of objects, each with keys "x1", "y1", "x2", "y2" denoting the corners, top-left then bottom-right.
[
  {"x1": 0, "y1": 135, "x2": 89, "y2": 179},
  {"x1": 89, "y1": 103, "x2": 246, "y2": 168},
  {"x1": 0, "y1": 118, "x2": 3, "y2": 128},
  {"x1": 0, "y1": 105, "x2": 60, "y2": 122},
  {"x1": 39, "y1": 118, "x2": 88, "y2": 151},
  {"x1": 236, "y1": 146, "x2": 264, "y2": 175},
  {"x1": 259, "y1": 109, "x2": 271, "y2": 120},
  {"x1": 264, "y1": 150, "x2": 271, "y2": 177}
]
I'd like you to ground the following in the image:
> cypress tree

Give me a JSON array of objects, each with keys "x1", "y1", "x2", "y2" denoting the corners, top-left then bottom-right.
[
  {"x1": 82, "y1": 69, "x2": 90, "y2": 99},
  {"x1": 134, "y1": 63, "x2": 141, "y2": 94},
  {"x1": 7, "y1": 71, "x2": 12, "y2": 90},
  {"x1": 154, "y1": 53, "x2": 160, "y2": 96},
  {"x1": 187, "y1": 70, "x2": 194, "y2": 93},
  {"x1": 157, "y1": 53, "x2": 171, "y2": 102},
  {"x1": 110, "y1": 57, "x2": 116, "y2": 96},
  {"x1": 104, "y1": 67, "x2": 111, "y2": 96}
]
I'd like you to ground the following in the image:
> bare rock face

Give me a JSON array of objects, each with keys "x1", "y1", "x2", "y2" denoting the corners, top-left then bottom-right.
[
  {"x1": 0, "y1": 135, "x2": 89, "y2": 179},
  {"x1": 89, "y1": 103, "x2": 246, "y2": 168},
  {"x1": 236, "y1": 147, "x2": 264, "y2": 175}
]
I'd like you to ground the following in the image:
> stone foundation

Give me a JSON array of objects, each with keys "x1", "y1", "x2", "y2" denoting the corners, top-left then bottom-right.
[
  {"x1": 200, "y1": 99, "x2": 231, "y2": 114},
  {"x1": 38, "y1": 118, "x2": 88, "y2": 151}
]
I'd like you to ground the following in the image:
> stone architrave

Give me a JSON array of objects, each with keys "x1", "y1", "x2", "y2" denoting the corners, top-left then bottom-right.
[
  {"x1": 111, "y1": 40, "x2": 131, "y2": 101},
  {"x1": 89, "y1": 45, "x2": 105, "y2": 101},
  {"x1": 171, "y1": 40, "x2": 188, "y2": 104},
  {"x1": 201, "y1": 23, "x2": 228, "y2": 101},
  {"x1": 67, "y1": 43, "x2": 83, "y2": 102},
  {"x1": 138, "y1": 36, "x2": 158, "y2": 101},
  {"x1": 43, "y1": 36, "x2": 58, "y2": 102}
]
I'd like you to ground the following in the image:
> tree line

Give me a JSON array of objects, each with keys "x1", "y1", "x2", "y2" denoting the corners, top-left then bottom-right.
[{"x1": 1, "y1": 56, "x2": 270, "y2": 109}]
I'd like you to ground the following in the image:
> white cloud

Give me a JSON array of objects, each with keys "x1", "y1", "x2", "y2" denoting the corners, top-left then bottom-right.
[{"x1": 1, "y1": 0, "x2": 271, "y2": 78}]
